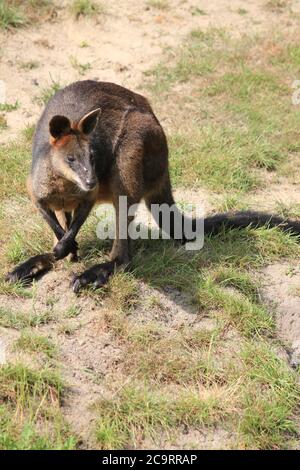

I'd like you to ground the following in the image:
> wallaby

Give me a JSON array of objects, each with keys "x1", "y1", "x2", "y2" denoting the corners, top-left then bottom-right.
[{"x1": 6, "y1": 80, "x2": 300, "y2": 292}]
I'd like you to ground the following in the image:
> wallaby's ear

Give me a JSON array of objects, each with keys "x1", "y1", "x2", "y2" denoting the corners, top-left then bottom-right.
[
  {"x1": 77, "y1": 108, "x2": 101, "y2": 135},
  {"x1": 49, "y1": 115, "x2": 71, "y2": 139}
]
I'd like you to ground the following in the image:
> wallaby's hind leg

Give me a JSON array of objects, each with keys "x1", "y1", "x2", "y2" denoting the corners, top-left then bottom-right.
[
  {"x1": 6, "y1": 253, "x2": 55, "y2": 284},
  {"x1": 54, "y1": 210, "x2": 78, "y2": 262},
  {"x1": 145, "y1": 174, "x2": 185, "y2": 241}
]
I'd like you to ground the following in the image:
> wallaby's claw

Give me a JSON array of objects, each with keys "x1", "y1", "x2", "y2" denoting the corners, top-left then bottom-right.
[
  {"x1": 71, "y1": 261, "x2": 114, "y2": 293},
  {"x1": 5, "y1": 253, "x2": 55, "y2": 284}
]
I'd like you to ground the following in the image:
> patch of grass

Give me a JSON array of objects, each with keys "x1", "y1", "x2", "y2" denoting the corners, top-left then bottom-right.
[
  {"x1": 64, "y1": 305, "x2": 82, "y2": 318},
  {"x1": 95, "y1": 384, "x2": 232, "y2": 449},
  {"x1": 0, "y1": 140, "x2": 31, "y2": 198},
  {"x1": 0, "y1": 306, "x2": 53, "y2": 330},
  {"x1": 0, "y1": 1, "x2": 55, "y2": 30},
  {"x1": 0, "y1": 101, "x2": 19, "y2": 112},
  {"x1": 237, "y1": 8, "x2": 248, "y2": 15},
  {"x1": 0, "y1": 279, "x2": 33, "y2": 298},
  {"x1": 5, "y1": 220, "x2": 52, "y2": 265},
  {"x1": 196, "y1": 274, "x2": 274, "y2": 337},
  {"x1": 146, "y1": 30, "x2": 300, "y2": 193},
  {"x1": 35, "y1": 80, "x2": 62, "y2": 106},
  {"x1": 18, "y1": 60, "x2": 39, "y2": 71},
  {"x1": 0, "y1": 1, "x2": 25, "y2": 29},
  {"x1": 275, "y1": 201, "x2": 300, "y2": 219},
  {"x1": 79, "y1": 40, "x2": 89, "y2": 48},
  {"x1": 146, "y1": 0, "x2": 169, "y2": 10},
  {"x1": 107, "y1": 272, "x2": 139, "y2": 312},
  {"x1": 69, "y1": 56, "x2": 92, "y2": 76},
  {"x1": 22, "y1": 123, "x2": 35, "y2": 142},
  {"x1": 146, "y1": 29, "x2": 227, "y2": 94},
  {"x1": 0, "y1": 363, "x2": 76, "y2": 450},
  {"x1": 124, "y1": 325, "x2": 223, "y2": 385},
  {"x1": 14, "y1": 332, "x2": 57, "y2": 358},
  {"x1": 132, "y1": 226, "x2": 299, "y2": 292},
  {"x1": 57, "y1": 323, "x2": 78, "y2": 336},
  {"x1": 0, "y1": 114, "x2": 7, "y2": 130},
  {"x1": 0, "y1": 363, "x2": 63, "y2": 408},
  {"x1": 201, "y1": 226, "x2": 300, "y2": 269},
  {"x1": 211, "y1": 266, "x2": 259, "y2": 302},
  {"x1": 70, "y1": 0, "x2": 103, "y2": 18},
  {"x1": 238, "y1": 342, "x2": 299, "y2": 449},
  {"x1": 169, "y1": 129, "x2": 257, "y2": 192},
  {"x1": 213, "y1": 193, "x2": 248, "y2": 212},
  {"x1": 190, "y1": 7, "x2": 207, "y2": 16}
]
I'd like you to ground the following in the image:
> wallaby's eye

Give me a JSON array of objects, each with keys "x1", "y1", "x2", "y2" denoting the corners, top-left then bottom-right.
[{"x1": 67, "y1": 155, "x2": 75, "y2": 164}]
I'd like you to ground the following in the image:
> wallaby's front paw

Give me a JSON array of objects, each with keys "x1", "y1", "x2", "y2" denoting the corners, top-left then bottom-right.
[
  {"x1": 71, "y1": 261, "x2": 115, "y2": 293},
  {"x1": 54, "y1": 239, "x2": 78, "y2": 260}
]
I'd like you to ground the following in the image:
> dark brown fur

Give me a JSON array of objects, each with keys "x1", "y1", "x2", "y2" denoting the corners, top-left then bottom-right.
[{"x1": 6, "y1": 80, "x2": 300, "y2": 291}]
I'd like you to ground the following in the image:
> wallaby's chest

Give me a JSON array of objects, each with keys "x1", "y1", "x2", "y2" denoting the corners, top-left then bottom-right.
[
  {"x1": 46, "y1": 178, "x2": 87, "y2": 211},
  {"x1": 30, "y1": 170, "x2": 97, "y2": 212}
]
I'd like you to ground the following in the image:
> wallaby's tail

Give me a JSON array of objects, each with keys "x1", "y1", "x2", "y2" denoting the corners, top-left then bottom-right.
[
  {"x1": 203, "y1": 211, "x2": 300, "y2": 235},
  {"x1": 145, "y1": 177, "x2": 300, "y2": 239}
]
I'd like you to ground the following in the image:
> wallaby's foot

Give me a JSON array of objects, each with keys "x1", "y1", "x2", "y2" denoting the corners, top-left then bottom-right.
[
  {"x1": 71, "y1": 261, "x2": 116, "y2": 293},
  {"x1": 53, "y1": 238, "x2": 78, "y2": 261},
  {"x1": 5, "y1": 253, "x2": 55, "y2": 284}
]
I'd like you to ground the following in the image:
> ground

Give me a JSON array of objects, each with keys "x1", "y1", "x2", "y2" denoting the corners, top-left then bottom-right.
[{"x1": 0, "y1": 0, "x2": 300, "y2": 450}]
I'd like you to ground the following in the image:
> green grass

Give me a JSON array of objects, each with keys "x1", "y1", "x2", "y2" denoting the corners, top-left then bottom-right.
[
  {"x1": 0, "y1": 115, "x2": 7, "y2": 130},
  {"x1": 146, "y1": 29, "x2": 300, "y2": 194},
  {"x1": 18, "y1": 60, "x2": 39, "y2": 71},
  {"x1": 0, "y1": 279, "x2": 33, "y2": 298},
  {"x1": 70, "y1": 0, "x2": 104, "y2": 18},
  {"x1": 196, "y1": 275, "x2": 274, "y2": 337},
  {"x1": 146, "y1": 0, "x2": 169, "y2": 10},
  {"x1": 190, "y1": 7, "x2": 207, "y2": 16},
  {"x1": 0, "y1": 101, "x2": 19, "y2": 112},
  {"x1": 0, "y1": 139, "x2": 31, "y2": 198},
  {"x1": 69, "y1": 55, "x2": 92, "y2": 76},
  {"x1": 94, "y1": 332, "x2": 300, "y2": 449},
  {"x1": 238, "y1": 342, "x2": 300, "y2": 448},
  {"x1": 35, "y1": 80, "x2": 62, "y2": 106},
  {"x1": 14, "y1": 332, "x2": 57, "y2": 358},
  {"x1": 131, "y1": 226, "x2": 300, "y2": 291},
  {"x1": 0, "y1": 306, "x2": 53, "y2": 329},
  {"x1": 22, "y1": 123, "x2": 35, "y2": 142},
  {"x1": 0, "y1": 1, "x2": 25, "y2": 29},
  {"x1": 0, "y1": 1, "x2": 55, "y2": 30},
  {"x1": 0, "y1": 363, "x2": 76, "y2": 449},
  {"x1": 95, "y1": 384, "x2": 231, "y2": 449},
  {"x1": 124, "y1": 325, "x2": 223, "y2": 385}
]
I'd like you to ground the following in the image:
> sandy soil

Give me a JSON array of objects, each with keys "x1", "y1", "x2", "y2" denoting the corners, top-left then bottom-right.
[{"x1": 1, "y1": 0, "x2": 300, "y2": 448}]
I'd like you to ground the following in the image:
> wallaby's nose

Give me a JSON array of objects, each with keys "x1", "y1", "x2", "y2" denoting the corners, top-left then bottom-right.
[{"x1": 86, "y1": 178, "x2": 97, "y2": 190}]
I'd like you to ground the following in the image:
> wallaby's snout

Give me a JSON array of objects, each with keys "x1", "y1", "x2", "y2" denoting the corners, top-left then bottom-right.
[{"x1": 49, "y1": 108, "x2": 101, "y2": 192}]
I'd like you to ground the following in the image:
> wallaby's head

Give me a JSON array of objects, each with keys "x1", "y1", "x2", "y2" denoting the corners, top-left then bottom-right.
[{"x1": 49, "y1": 108, "x2": 101, "y2": 192}]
